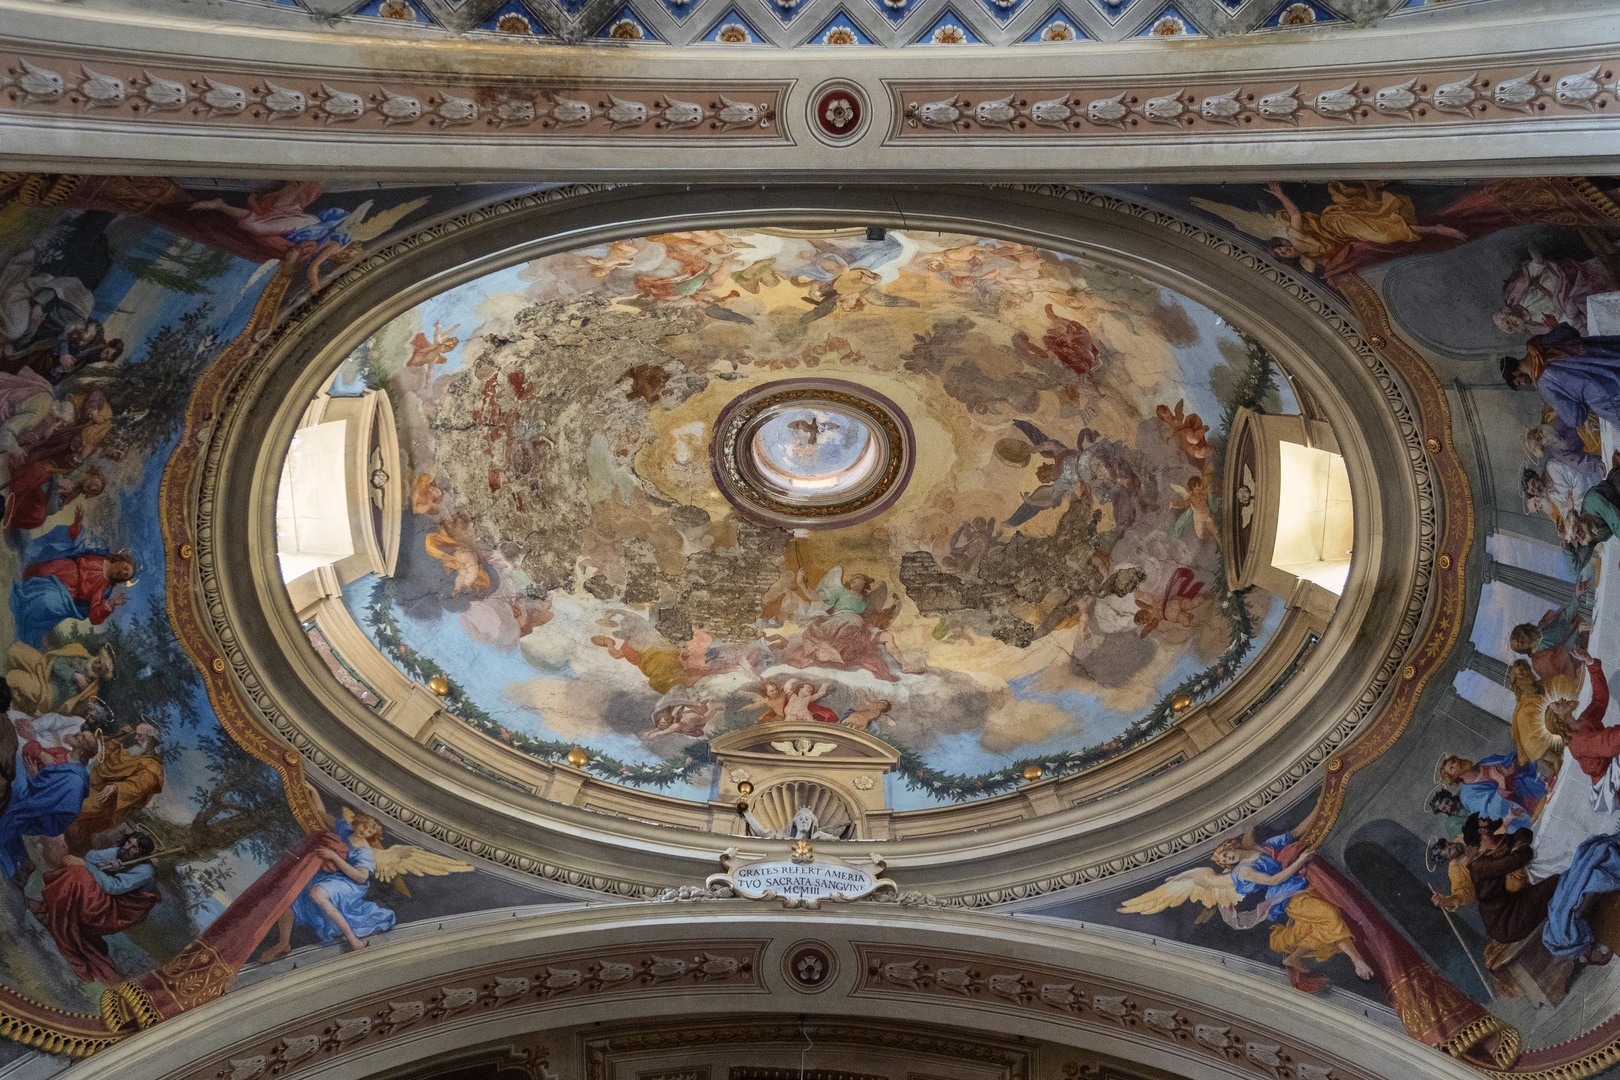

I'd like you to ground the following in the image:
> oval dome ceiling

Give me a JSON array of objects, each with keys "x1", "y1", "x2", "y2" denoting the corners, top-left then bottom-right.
[{"x1": 278, "y1": 227, "x2": 1339, "y2": 812}]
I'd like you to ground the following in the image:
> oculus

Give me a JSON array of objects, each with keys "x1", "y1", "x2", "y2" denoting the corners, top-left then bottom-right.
[{"x1": 713, "y1": 380, "x2": 912, "y2": 528}]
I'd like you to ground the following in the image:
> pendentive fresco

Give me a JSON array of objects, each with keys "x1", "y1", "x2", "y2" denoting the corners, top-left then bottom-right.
[{"x1": 1, "y1": 176, "x2": 1620, "y2": 1076}]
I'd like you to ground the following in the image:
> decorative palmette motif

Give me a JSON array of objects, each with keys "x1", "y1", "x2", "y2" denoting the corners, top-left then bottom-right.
[
  {"x1": 0, "y1": 57, "x2": 777, "y2": 135},
  {"x1": 899, "y1": 63, "x2": 1620, "y2": 132},
  {"x1": 866, "y1": 954, "x2": 1329, "y2": 1078},
  {"x1": 212, "y1": 953, "x2": 752, "y2": 1080}
]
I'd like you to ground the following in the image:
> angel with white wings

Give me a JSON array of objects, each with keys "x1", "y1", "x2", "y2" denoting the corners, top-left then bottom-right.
[
  {"x1": 1190, "y1": 181, "x2": 1464, "y2": 276},
  {"x1": 772, "y1": 567, "x2": 923, "y2": 682},
  {"x1": 259, "y1": 784, "x2": 472, "y2": 960},
  {"x1": 1119, "y1": 804, "x2": 1375, "y2": 989},
  {"x1": 299, "y1": 196, "x2": 429, "y2": 295}
]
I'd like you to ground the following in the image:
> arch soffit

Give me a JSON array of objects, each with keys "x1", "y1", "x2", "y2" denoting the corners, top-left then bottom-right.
[
  {"x1": 67, "y1": 905, "x2": 1476, "y2": 1080},
  {"x1": 196, "y1": 183, "x2": 1435, "y2": 905}
]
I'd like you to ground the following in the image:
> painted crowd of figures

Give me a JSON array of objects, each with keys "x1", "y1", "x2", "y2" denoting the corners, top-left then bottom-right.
[{"x1": 0, "y1": 176, "x2": 483, "y2": 1008}]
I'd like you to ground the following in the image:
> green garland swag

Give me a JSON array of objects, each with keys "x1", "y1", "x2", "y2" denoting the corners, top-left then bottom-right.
[{"x1": 361, "y1": 331, "x2": 1277, "y2": 802}]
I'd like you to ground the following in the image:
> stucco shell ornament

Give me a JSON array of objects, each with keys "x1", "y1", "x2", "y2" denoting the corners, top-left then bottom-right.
[{"x1": 190, "y1": 185, "x2": 1434, "y2": 923}]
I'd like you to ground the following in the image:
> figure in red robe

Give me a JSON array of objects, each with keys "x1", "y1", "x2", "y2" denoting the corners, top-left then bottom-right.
[
  {"x1": 9, "y1": 520, "x2": 134, "y2": 647},
  {"x1": 29, "y1": 832, "x2": 158, "y2": 984}
]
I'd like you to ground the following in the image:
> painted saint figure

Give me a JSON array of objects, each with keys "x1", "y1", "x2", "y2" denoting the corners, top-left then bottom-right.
[
  {"x1": 0, "y1": 727, "x2": 98, "y2": 886},
  {"x1": 775, "y1": 568, "x2": 921, "y2": 682},
  {"x1": 9, "y1": 522, "x2": 134, "y2": 648},
  {"x1": 1502, "y1": 322, "x2": 1620, "y2": 432},
  {"x1": 29, "y1": 830, "x2": 158, "y2": 984},
  {"x1": 1437, "y1": 753, "x2": 1545, "y2": 833}
]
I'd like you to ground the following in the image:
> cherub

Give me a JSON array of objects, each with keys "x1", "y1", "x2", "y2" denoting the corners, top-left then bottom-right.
[
  {"x1": 584, "y1": 240, "x2": 641, "y2": 277},
  {"x1": 423, "y1": 513, "x2": 488, "y2": 595},
  {"x1": 781, "y1": 680, "x2": 833, "y2": 724},
  {"x1": 1155, "y1": 399, "x2": 1213, "y2": 465},
  {"x1": 741, "y1": 680, "x2": 789, "y2": 724},
  {"x1": 1169, "y1": 466, "x2": 1217, "y2": 543},
  {"x1": 645, "y1": 699, "x2": 714, "y2": 739},
  {"x1": 510, "y1": 597, "x2": 553, "y2": 638},
  {"x1": 406, "y1": 320, "x2": 460, "y2": 371},
  {"x1": 841, "y1": 688, "x2": 893, "y2": 731},
  {"x1": 410, "y1": 472, "x2": 444, "y2": 516}
]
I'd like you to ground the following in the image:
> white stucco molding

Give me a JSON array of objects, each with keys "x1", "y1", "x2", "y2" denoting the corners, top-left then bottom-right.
[
  {"x1": 68, "y1": 904, "x2": 1476, "y2": 1080},
  {"x1": 198, "y1": 183, "x2": 1426, "y2": 909},
  {"x1": 1, "y1": 1, "x2": 1618, "y2": 178}
]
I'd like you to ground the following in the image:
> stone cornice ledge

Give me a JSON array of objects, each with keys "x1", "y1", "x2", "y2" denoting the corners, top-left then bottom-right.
[
  {"x1": 1, "y1": 2, "x2": 1619, "y2": 178},
  {"x1": 68, "y1": 904, "x2": 1474, "y2": 1080}
]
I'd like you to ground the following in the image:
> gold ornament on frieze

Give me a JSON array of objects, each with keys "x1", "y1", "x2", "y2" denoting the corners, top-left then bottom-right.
[{"x1": 707, "y1": 845, "x2": 898, "y2": 908}]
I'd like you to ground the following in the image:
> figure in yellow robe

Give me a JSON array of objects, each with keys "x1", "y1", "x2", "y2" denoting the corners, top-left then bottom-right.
[
  {"x1": 5, "y1": 641, "x2": 110, "y2": 718},
  {"x1": 64, "y1": 724, "x2": 162, "y2": 854}
]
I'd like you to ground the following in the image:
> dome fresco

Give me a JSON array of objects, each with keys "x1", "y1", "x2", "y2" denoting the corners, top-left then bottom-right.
[{"x1": 305, "y1": 228, "x2": 1312, "y2": 808}]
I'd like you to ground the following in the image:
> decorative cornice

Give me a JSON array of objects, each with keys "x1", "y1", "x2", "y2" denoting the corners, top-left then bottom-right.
[
  {"x1": 0, "y1": 56, "x2": 787, "y2": 140},
  {"x1": 884, "y1": 59, "x2": 1620, "y2": 138},
  {"x1": 189, "y1": 940, "x2": 767, "y2": 1080},
  {"x1": 851, "y1": 943, "x2": 1360, "y2": 1080},
  {"x1": 71, "y1": 907, "x2": 1472, "y2": 1080},
  {"x1": 175, "y1": 182, "x2": 1437, "y2": 914}
]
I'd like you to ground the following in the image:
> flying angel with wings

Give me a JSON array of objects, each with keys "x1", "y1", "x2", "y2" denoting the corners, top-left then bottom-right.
[
  {"x1": 772, "y1": 567, "x2": 923, "y2": 681},
  {"x1": 259, "y1": 785, "x2": 473, "y2": 961},
  {"x1": 1119, "y1": 808, "x2": 1376, "y2": 990},
  {"x1": 997, "y1": 419, "x2": 1111, "y2": 528},
  {"x1": 303, "y1": 196, "x2": 430, "y2": 295}
]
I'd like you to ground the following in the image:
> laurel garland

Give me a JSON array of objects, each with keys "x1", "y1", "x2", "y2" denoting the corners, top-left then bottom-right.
[{"x1": 361, "y1": 332, "x2": 1275, "y2": 802}]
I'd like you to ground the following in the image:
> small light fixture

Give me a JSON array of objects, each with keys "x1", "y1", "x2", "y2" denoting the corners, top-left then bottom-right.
[
  {"x1": 866, "y1": 226, "x2": 886, "y2": 241},
  {"x1": 427, "y1": 674, "x2": 450, "y2": 696},
  {"x1": 736, "y1": 780, "x2": 754, "y2": 812},
  {"x1": 566, "y1": 746, "x2": 588, "y2": 768},
  {"x1": 1022, "y1": 764, "x2": 1044, "y2": 783}
]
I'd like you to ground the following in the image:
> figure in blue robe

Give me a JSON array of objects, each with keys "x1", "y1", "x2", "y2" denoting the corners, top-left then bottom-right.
[
  {"x1": 0, "y1": 756, "x2": 89, "y2": 883},
  {"x1": 1544, "y1": 831, "x2": 1620, "y2": 959},
  {"x1": 9, "y1": 525, "x2": 123, "y2": 649},
  {"x1": 1230, "y1": 831, "x2": 1309, "y2": 921},
  {"x1": 288, "y1": 818, "x2": 395, "y2": 947},
  {"x1": 1503, "y1": 323, "x2": 1620, "y2": 431},
  {"x1": 1456, "y1": 753, "x2": 1544, "y2": 834}
]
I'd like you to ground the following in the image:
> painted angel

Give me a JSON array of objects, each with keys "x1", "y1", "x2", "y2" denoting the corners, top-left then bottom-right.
[
  {"x1": 260, "y1": 787, "x2": 472, "y2": 961},
  {"x1": 775, "y1": 568, "x2": 921, "y2": 681},
  {"x1": 305, "y1": 196, "x2": 430, "y2": 294},
  {"x1": 1155, "y1": 400, "x2": 1212, "y2": 465},
  {"x1": 1119, "y1": 807, "x2": 1375, "y2": 991},
  {"x1": 424, "y1": 513, "x2": 488, "y2": 596},
  {"x1": 740, "y1": 680, "x2": 789, "y2": 724},
  {"x1": 406, "y1": 320, "x2": 460, "y2": 371}
]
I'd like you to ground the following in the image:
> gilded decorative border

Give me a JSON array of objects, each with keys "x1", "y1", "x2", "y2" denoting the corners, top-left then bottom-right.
[
  {"x1": 159, "y1": 265, "x2": 327, "y2": 834},
  {"x1": 180, "y1": 182, "x2": 1438, "y2": 908},
  {"x1": 1298, "y1": 270, "x2": 1471, "y2": 848}
]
